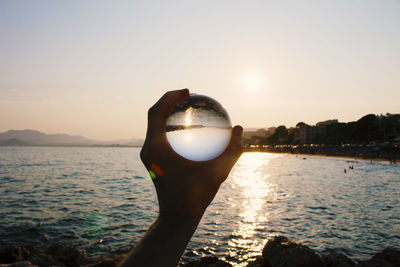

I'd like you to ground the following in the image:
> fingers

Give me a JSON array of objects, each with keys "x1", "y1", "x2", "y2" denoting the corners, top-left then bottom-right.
[
  {"x1": 228, "y1": 125, "x2": 244, "y2": 159},
  {"x1": 146, "y1": 89, "x2": 190, "y2": 139},
  {"x1": 217, "y1": 125, "x2": 243, "y2": 166}
]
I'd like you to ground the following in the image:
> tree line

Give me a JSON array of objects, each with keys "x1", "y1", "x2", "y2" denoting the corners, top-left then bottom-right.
[{"x1": 244, "y1": 113, "x2": 400, "y2": 146}]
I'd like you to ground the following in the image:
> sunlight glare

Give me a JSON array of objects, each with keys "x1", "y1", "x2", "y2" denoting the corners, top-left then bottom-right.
[
  {"x1": 242, "y1": 72, "x2": 264, "y2": 93},
  {"x1": 184, "y1": 133, "x2": 192, "y2": 142},
  {"x1": 185, "y1": 107, "x2": 193, "y2": 126},
  {"x1": 227, "y1": 153, "x2": 278, "y2": 265}
]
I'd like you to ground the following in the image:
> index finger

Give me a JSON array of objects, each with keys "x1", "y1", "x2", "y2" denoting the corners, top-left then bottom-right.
[{"x1": 146, "y1": 89, "x2": 190, "y2": 139}]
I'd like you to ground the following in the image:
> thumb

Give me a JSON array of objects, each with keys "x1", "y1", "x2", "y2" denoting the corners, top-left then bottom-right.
[{"x1": 217, "y1": 125, "x2": 243, "y2": 167}]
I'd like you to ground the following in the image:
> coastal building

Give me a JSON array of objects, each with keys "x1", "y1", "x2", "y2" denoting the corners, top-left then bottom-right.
[
  {"x1": 383, "y1": 113, "x2": 400, "y2": 141},
  {"x1": 296, "y1": 119, "x2": 338, "y2": 144},
  {"x1": 298, "y1": 125, "x2": 311, "y2": 144}
]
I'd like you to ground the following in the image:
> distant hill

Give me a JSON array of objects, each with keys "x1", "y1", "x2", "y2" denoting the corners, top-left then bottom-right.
[
  {"x1": 0, "y1": 130, "x2": 143, "y2": 147},
  {"x1": 0, "y1": 138, "x2": 26, "y2": 146}
]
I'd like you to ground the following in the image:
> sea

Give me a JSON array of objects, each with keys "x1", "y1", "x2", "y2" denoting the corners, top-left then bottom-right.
[{"x1": 0, "y1": 147, "x2": 399, "y2": 266}]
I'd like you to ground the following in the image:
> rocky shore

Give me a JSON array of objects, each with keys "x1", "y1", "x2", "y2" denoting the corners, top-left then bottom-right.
[{"x1": 1, "y1": 236, "x2": 399, "y2": 267}]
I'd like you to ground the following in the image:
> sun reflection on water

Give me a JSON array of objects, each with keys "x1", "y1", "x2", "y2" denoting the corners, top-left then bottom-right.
[{"x1": 227, "y1": 153, "x2": 278, "y2": 265}]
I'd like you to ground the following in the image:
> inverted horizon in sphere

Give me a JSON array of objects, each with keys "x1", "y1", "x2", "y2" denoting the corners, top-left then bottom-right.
[
  {"x1": 167, "y1": 127, "x2": 231, "y2": 161},
  {"x1": 166, "y1": 94, "x2": 231, "y2": 161}
]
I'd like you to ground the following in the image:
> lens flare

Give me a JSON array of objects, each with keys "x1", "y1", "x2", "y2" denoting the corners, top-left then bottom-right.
[
  {"x1": 151, "y1": 163, "x2": 164, "y2": 176},
  {"x1": 148, "y1": 170, "x2": 156, "y2": 180}
]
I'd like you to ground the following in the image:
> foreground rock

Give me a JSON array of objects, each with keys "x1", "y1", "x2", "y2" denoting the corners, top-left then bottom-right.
[
  {"x1": 83, "y1": 253, "x2": 127, "y2": 267},
  {"x1": 356, "y1": 248, "x2": 400, "y2": 266},
  {"x1": 321, "y1": 253, "x2": 355, "y2": 267},
  {"x1": 183, "y1": 236, "x2": 400, "y2": 267},
  {"x1": 0, "y1": 261, "x2": 37, "y2": 267},
  {"x1": 261, "y1": 236, "x2": 323, "y2": 267},
  {"x1": 0, "y1": 244, "x2": 127, "y2": 267},
  {"x1": 46, "y1": 243, "x2": 87, "y2": 267},
  {"x1": 0, "y1": 246, "x2": 30, "y2": 263},
  {"x1": 2, "y1": 236, "x2": 400, "y2": 267}
]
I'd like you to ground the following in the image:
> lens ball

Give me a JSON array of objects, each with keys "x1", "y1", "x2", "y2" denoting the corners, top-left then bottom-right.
[{"x1": 166, "y1": 94, "x2": 232, "y2": 161}]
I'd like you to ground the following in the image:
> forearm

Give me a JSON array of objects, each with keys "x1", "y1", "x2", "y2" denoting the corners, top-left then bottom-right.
[{"x1": 118, "y1": 213, "x2": 202, "y2": 267}]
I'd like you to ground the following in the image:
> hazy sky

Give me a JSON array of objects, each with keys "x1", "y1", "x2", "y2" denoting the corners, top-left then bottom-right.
[{"x1": 1, "y1": 0, "x2": 399, "y2": 140}]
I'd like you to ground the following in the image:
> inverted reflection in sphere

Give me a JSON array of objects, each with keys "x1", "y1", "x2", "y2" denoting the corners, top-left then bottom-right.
[{"x1": 166, "y1": 94, "x2": 232, "y2": 161}]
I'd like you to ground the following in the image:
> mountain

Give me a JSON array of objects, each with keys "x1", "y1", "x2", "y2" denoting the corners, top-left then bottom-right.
[
  {"x1": 0, "y1": 138, "x2": 27, "y2": 146},
  {"x1": 0, "y1": 130, "x2": 143, "y2": 147},
  {"x1": 0, "y1": 130, "x2": 93, "y2": 145}
]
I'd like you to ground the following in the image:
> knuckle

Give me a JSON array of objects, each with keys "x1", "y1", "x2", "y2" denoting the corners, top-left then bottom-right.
[
  {"x1": 161, "y1": 93, "x2": 174, "y2": 107},
  {"x1": 163, "y1": 91, "x2": 173, "y2": 98},
  {"x1": 148, "y1": 105, "x2": 157, "y2": 118},
  {"x1": 148, "y1": 105, "x2": 155, "y2": 114},
  {"x1": 157, "y1": 92, "x2": 171, "y2": 105}
]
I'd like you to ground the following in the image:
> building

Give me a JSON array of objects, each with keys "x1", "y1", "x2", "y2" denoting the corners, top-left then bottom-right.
[{"x1": 296, "y1": 119, "x2": 338, "y2": 144}]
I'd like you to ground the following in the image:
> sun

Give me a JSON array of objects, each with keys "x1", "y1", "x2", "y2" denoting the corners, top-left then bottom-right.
[{"x1": 242, "y1": 72, "x2": 264, "y2": 93}]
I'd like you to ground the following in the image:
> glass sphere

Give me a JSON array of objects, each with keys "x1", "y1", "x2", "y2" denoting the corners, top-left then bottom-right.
[{"x1": 166, "y1": 94, "x2": 232, "y2": 161}]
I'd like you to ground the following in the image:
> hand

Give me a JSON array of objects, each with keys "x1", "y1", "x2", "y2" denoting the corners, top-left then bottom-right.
[
  {"x1": 140, "y1": 88, "x2": 243, "y2": 220},
  {"x1": 119, "y1": 89, "x2": 243, "y2": 267}
]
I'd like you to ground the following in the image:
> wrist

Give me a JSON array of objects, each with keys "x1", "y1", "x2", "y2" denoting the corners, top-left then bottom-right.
[{"x1": 157, "y1": 210, "x2": 203, "y2": 230}]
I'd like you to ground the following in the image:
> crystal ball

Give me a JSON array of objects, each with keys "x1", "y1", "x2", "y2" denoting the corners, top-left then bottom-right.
[{"x1": 166, "y1": 94, "x2": 232, "y2": 161}]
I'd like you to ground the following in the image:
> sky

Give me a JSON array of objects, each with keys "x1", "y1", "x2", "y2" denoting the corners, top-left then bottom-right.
[{"x1": 1, "y1": 0, "x2": 399, "y2": 140}]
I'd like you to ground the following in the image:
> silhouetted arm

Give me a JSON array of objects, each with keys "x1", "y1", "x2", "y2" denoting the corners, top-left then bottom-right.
[{"x1": 118, "y1": 89, "x2": 243, "y2": 267}]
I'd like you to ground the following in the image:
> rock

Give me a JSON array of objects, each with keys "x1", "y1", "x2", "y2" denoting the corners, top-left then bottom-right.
[
  {"x1": 83, "y1": 253, "x2": 127, "y2": 267},
  {"x1": 46, "y1": 244, "x2": 87, "y2": 267},
  {"x1": 321, "y1": 253, "x2": 355, "y2": 266},
  {"x1": 370, "y1": 248, "x2": 400, "y2": 266},
  {"x1": 261, "y1": 236, "x2": 323, "y2": 267},
  {"x1": 356, "y1": 248, "x2": 400, "y2": 267},
  {"x1": 0, "y1": 261, "x2": 37, "y2": 267},
  {"x1": 183, "y1": 256, "x2": 232, "y2": 267},
  {"x1": 27, "y1": 247, "x2": 64, "y2": 267},
  {"x1": 245, "y1": 256, "x2": 270, "y2": 267},
  {"x1": 29, "y1": 254, "x2": 65, "y2": 267},
  {"x1": 356, "y1": 259, "x2": 395, "y2": 267},
  {"x1": 0, "y1": 246, "x2": 30, "y2": 264}
]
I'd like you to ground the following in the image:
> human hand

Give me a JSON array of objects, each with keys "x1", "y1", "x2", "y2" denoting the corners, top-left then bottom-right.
[
  {"x1": 119, "y1": 89, "x2": 242, "y2": 267},
  {"x1": 140, "y1": 89, "x2": 243, "y2": 221}
]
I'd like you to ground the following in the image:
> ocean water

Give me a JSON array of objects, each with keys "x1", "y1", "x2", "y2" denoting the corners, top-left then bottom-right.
[{"x1": 0, "y1": 147, "x2": 399, "y2": 266}]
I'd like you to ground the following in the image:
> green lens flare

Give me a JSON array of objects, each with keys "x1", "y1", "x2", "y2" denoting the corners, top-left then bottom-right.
[
  {"x1": 80, "y1": 212, "x2": 108, "y2": 239},
  {"x1": 149, "y1": 170, "x2": 156, "y2": 180}
]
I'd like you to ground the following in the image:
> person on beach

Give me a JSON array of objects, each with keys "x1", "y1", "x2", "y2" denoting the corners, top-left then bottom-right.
[{"x1": 118, "y1": 89, "x2": 243, "y2": 267}]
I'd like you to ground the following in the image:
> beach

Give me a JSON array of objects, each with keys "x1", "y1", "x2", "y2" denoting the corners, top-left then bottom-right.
[{"x1": 245, "y1": 144, "x2": 400, "y2": 163}]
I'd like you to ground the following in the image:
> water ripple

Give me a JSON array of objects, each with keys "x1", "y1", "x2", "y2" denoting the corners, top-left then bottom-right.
[{"x1": 0, "y1": 147, "x2": 399, "y2": 266}]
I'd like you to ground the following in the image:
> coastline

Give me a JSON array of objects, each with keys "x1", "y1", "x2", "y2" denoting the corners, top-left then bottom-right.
[
  {"x1": 246, "y1": 150, "x2": 395, "y2": 163},
  {"x1": 0, "y1": 144, "x2": 142, "y2": 148},
  {"x1": 244, "y1": 145, "x2": 400, "y2": 163}
]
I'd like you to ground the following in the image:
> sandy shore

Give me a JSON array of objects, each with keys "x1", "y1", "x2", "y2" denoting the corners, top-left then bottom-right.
[
  {"x1": 245, "y1": 151, "x2": 395, "y2": 163},
  {"x1": 244, "y1": 147, "x2": 399, "y2": 163}
]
